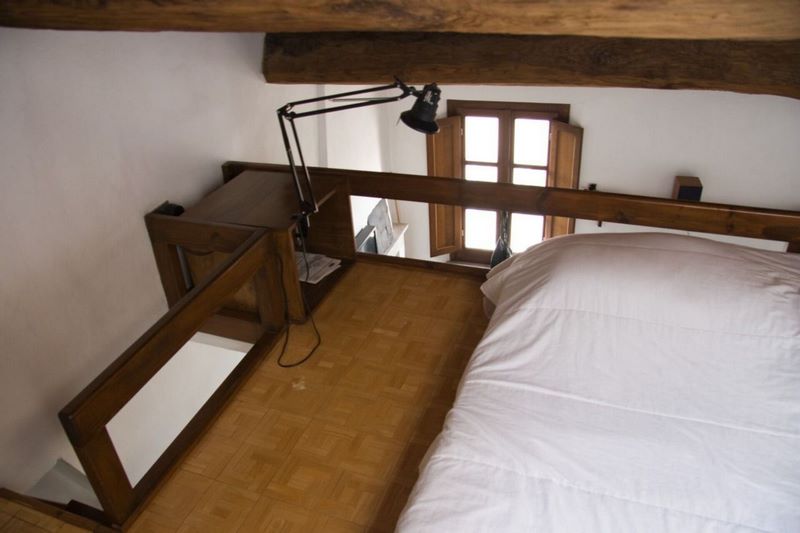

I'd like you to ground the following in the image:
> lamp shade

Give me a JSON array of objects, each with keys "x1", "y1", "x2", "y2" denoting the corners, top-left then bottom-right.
[{"x1": 400, "y1": 83, "x2": 441, "y2": 134}]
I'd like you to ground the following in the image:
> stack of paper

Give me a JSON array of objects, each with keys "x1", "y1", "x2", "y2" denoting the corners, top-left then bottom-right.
[{"x1": 295, "y1": 252, "x2": 341, "y2": 284}]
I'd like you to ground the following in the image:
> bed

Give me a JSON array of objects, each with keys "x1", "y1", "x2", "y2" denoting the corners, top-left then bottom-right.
[{"x1": 397, "y1": 232, "x2": 800, "y2": 532}]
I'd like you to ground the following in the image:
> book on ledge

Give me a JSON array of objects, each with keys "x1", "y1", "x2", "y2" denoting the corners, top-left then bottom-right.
[{"x1": 295, "y1": 252, "x2": 341, "y2": 284}]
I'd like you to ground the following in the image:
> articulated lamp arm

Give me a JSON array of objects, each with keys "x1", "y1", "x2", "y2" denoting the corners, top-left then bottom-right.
[{"x1": 276, "y1": 78, "x2": 441, "y2": 228}]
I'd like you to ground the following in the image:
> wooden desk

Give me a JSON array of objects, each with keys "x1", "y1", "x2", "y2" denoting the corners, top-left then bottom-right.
[
  {"x1": 145, "y1": 168, "x2": 356, "y2": 343},
  {"x1": 184, "y1": 170, "x2": 337, "y2": 228}
]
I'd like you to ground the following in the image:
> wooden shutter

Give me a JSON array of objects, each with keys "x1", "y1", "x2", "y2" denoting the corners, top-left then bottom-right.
[
  {"x1": 428, "y1": 115, "x2": 464, "y2": 256},
  {"x1": 545, "y1": 121, "x2": 583, "y2": 237}
]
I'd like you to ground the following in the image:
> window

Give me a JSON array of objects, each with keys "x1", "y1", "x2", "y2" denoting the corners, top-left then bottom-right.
[{"x1": 428, "y1": 101, "x2": 583, "y2": 263}]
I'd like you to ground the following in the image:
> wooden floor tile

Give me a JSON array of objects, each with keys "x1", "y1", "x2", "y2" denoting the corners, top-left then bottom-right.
[
  {"x1": 263, "y1": 457, "x2": 338, "y2": 508},
  {"x1": 338, "y1": 362, "x2": 393, "y2": 397},
  {"x1": 314, "y1": 387, "x2": 375, "y2": 428},
  {"x1": 337, "y1": 433, "x2": 404, "y2": 481},
  {"x1": 182, "y1": 432, "x2": 240, "y2": 480},
  {"x1": 127, "y1": 510, "x2": 181, "y2": 533},
  {"x1": 216, "y1": 441, "x2": 284, "y2": 493},
  {"x1": 393, "y1": 339, "x2": 450, "y2": 374},
  {"x1": 6, "y1": 508, "x2": 77, "y2": 532},
  {"x1": 244, "y1": 410, "x2": 309, "y2": 457},
  {"x1": 435, "y1": 342, "x2": 476, "y2": 378},
  {"x1": 317, "y1": 471, "x2": 386, "y2": 525},
  {"x1": 292, "y1": 422, "x2": 357, "y2": 465},
  {"x1": 410, "y1": 403, "x2": 452, "y2": 445},
  {"x1": 0, "y1": 498, "x2": 90, "y2": 533},
  {"x1": 0, "y1": 517, "x2": 48, "y2": 532},
  {"x1": 393, "y1": 440, "x2": 433, "y2": 488},
  {"x1": 207, "y1": 400, "x2": 265, "y2": 442},
  {"x1": 130, "y1": 263, "x2": 487, "y2": 532},
  {"x1": 239, "y1": 497, "x2": 320, "y2": 532},
  {"x1": 259, "y1": 344, "x2": 354, "y2": 388},
  {"x1": 373, "y1": 309, "x2": 464, "y2": 352},
  {"x1": 266, "y1": 378, "x2": 332, "y2": 418},
  {"x1": 176, "y1": 481, "x2": 258, "y2": 533},
  {"x1": 354, "y1": 397, "x2": 422, "y2": 442},
  {"x1": 368, "y1": 482, "x2": 414, "y2": 533},
  {"x1": 144, "y1": 469, "x2": 212, "y2": 528},
  {"x1": 235, "y1": 372, "x2": 284, "y2": 412},
  {"x1": 380, "y1": 366, "x2": 437, "y2": 405},
  {"x1": 316, "y1": 515, "x2": 364, "y2": 533}
]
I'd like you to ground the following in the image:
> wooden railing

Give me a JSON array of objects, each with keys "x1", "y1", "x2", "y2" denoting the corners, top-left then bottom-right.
[
  {"x1": 59, "y1": 229, "x2": 282, "y2": 526},
  {"x1": 229, "y1": 162, "x2": 800, "y2": 250},
  {"x1": 59, "y1": 162, "x2": 800, "y2": 528}
]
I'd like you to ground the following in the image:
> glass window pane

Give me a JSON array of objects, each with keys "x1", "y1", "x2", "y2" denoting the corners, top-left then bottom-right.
[
  {"x1": 465, "y1": 164, "x2": 498, "y2": 182},
  {"x1": 465, "y1": 209, "x2": 497, "y2": 250},
  {"x1": 513, "y1": 118, "x2": 550, "y2": 166},
  {"x1": 510, "y1": 213, "x2": 544, "y2": 252},
  {"x1": 465, "y1": 116, "x2": 499, "y2": 163},
  {"x1": 512, "y1": 167, "x2": 547, "y2": 186}
]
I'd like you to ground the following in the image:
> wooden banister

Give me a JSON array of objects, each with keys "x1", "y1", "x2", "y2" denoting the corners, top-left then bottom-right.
[
  {"x1": 60, "y1": 162, "x2": 799, "y2": 526},
  {"x1": 59, "y1": 229, "x2": 282, "y2": 526},
  {"x1": 60, "y1": 230, "x2": 270, "y2": 445},
  {"x1": 228, "y1": 162, "x2": 800, "y2": 249}
]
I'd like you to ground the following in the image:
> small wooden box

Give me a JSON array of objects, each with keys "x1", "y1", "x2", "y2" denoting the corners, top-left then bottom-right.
[{"x1": 672, "y1": 176, "x2": 703, "y2": 202}]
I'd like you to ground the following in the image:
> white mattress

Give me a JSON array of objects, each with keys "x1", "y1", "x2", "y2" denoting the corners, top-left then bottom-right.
[{"x1": 397, "y1": 233, "x2": 800, "y2": 532}]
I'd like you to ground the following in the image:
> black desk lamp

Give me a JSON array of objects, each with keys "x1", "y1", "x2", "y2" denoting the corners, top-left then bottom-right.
[{"x1": 277, "y1": 78, "x2": 441, "y2": 232}]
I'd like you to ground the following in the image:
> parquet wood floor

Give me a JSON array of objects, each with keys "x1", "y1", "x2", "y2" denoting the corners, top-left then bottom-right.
[
  {"x1": 0, "y1": 497, "x2": 88, "y2": 532},
  {"x1": 129, "y1": 262, "x2": 488, "y2": 533}
]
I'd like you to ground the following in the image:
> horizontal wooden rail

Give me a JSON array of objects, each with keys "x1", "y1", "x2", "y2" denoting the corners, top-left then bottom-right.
[
  {"x1": 239, "y1": 163, "x2": 800, "y2": 247},
  {"x1": 263, "y1": 33, "x2": 800, "y2": 100},
  {"x1": 61, "y1": 230, "x2": 270, "y2": 445},
  {"x1": 130, "y1": 329, "x2": 280, "y2": 512},
  {"x1": 61, "y1": 160, "x2": 799, "y2": 525},
  {"x1": 146, "y1": 213, "x2": 255, "y2": 253},
  {"x1": 2, "y1": 1, "x2": 799, "y2": 40},
  {"x1": 59, "y1": 229, "x2": 282, "y2": 525}
]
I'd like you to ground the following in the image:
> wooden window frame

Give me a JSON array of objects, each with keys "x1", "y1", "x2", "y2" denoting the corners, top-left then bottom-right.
[{"x1": 446, "y1": 100, "x2": 571, "y2": 264}]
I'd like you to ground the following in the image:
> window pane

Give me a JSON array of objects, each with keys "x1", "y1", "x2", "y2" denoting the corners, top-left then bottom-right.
[
  {"x1": 465, "y1": 116, "x2": 499, "y2": 163},
  {"x1": 510, "y1": 213, "x2": 544, "y2": 252},
  {"x1": 513, "y1": 118, "x2": 549, "y2": 166},
  {"x1": 465, "y1": 209, "x2": 497, "y2": 250},
  {"x1": 512, "y1": 167, "x2": 547, "y2": 186},
  {"x1": 465, "y1": 164, "x2": 498, "y2": 182}
]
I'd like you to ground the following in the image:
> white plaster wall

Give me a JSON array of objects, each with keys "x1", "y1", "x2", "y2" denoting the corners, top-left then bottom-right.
[
  {"x1": 321, "y1": 85, "x2": 392, "y2": 235},
  {"x1": 381, "y1": 86, "x2": 800, "y2": 257},
  {"x1": 0, "y1": 29, "x2": 321, "y2": 492}
]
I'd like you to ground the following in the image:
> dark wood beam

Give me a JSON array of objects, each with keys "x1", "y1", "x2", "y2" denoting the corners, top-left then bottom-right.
[
  {"x1": 2, "y1": 1, "x2": 799, "y2": 40},
  {"x1": 263, "y1": 32, "x2": 800, "y2": 99}
]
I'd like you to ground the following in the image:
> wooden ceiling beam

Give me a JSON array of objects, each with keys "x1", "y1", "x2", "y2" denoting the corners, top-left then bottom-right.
[
  {"x1": 1, "y1": 1, "x2": 799, "y2": 40},
  {"x1": 263, "y1": 32, "x2": 800, "y2": 99}
]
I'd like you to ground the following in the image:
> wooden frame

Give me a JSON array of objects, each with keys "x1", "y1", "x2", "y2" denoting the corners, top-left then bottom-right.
[
  {"x1": 59, "y1": 162, "x2": 799, "y2": 527},
  {"x1": 3, "y1": 2, "x2": 799, "y2": 41},
  {"x1": 145, "y1": 213, "x2": 295, "y2": 341},
  {"x1": 242, "y1": 163, "x2": 800, "y2": 249},
  {"x1": 59, "y1": 230, "x2": 282, "y2": 527},
  {"x1": 145, "y1": 169, "x2": 358, "y2": 342},
  {"x1": 262, "y1": 33, "x2": 800, "y2": 100},
  {"x1": 445, "y1": 100, "x2": 576, "y2": 263},
  {"x1": 446, "y1": 101, "x2": 570, "y2": 123}
]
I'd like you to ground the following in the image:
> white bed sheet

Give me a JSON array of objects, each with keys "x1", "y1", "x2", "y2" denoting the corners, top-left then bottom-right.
[{"x1": 397, "y1": 233, "x2": 800, "y2": 532}]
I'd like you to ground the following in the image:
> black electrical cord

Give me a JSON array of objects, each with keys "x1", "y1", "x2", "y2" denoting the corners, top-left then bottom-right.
[{"x1": 276, "y1": 230, "x2": 322, "y2": 368}]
